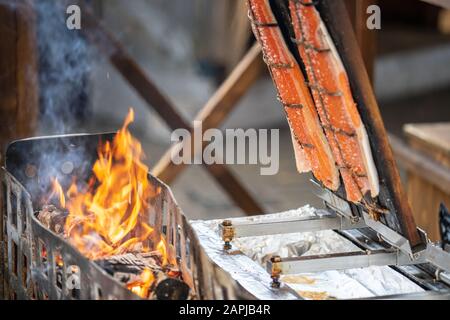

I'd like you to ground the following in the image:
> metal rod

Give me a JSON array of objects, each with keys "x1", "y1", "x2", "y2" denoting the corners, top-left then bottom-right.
[
  {"x1": 425, "y1": 244, "x2": 450, "y2": 274},
  {"x1": 311, "y1": 180, "x2": 354, "y2": 218},
  {"x1": 220, "y1": 212, "x2": 365, "y2": 240},
  {"x1": 268, "y1": 250, "x2": 399, "y2": 275}
]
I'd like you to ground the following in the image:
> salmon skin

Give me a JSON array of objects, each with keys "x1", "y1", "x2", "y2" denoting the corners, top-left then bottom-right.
[
  {"x1": 247, "y1": 0, "x2": 340, "y2": 191},
  {"x1": 288, "y1": 0, "x2": 379, "y2": 203}
]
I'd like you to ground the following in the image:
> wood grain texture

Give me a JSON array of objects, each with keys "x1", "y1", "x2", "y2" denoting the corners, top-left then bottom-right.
[
  {"x1": 390, "y1": 134, "x2": 450, "y2": 194},
  {"x1": 403, "y1": 123, "x2": 450, "y2": 241},
  {"x1": 405, "y1": 123, "x2": 450, "y2": 167},
  {"x1": 0, "y1": 1, "x2": 38, "y2": 157},
  {"x1": 0, "y1": 2, "x2": 38, "y2": 297},
  {"x1": 407, "y1": 174, "x2": 449, "y2": 241}
]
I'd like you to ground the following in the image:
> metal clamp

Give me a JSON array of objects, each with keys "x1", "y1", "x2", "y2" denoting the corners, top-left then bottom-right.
[
  {"x1": 270, "y1": 256, "x2": 282, "y2": 288},
  {"x1": 220, "y1": 220, "x2": 235, "y2": 251}
]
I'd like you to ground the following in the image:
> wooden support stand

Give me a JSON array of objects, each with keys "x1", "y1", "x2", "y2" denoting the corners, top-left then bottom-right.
[
  {"x1": 0, "y1": 0, "x2": 38, "y2": 157},
  {"x1": 393, "y1": 123, "x2": 450, "y2": 241},
  {"x1": 0, "y1": 0, "x2": 38, "y2": 298}
]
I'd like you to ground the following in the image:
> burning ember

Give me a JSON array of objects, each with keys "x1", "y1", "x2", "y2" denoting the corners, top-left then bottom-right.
[
  {"x1": 40, "y1": 109, "x2": 187, "y2": 299},
  {"x1": 127, "y1": 268, "x2": 154, "y2": 298}
]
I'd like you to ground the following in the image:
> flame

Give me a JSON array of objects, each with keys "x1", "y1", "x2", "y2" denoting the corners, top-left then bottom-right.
[
  {"x1": 53, "y1": 109, "x2": 166, "y2": 265},
  {"x1": 157, "y1": 239, "x2": 168, "y2": 266},
  {"x1": 127, "y1": 268, "x2": 154, "y2": 298},
  {"x1": 43, "y1": 109, "x2": 174, "y2": 298},
  {"x1": 48, "y1": 178, "x2": 66, "y2": 208}
]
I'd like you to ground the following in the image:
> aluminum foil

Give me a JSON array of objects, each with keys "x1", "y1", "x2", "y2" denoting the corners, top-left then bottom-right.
[{"x1": 191, "y1": 205, "x2": 424, "y2": 300}]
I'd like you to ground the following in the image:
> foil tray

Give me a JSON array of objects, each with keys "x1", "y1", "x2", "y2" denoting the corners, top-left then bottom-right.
[{"x1": 191, "y1": 206, "x2": 424, "y2": 300}]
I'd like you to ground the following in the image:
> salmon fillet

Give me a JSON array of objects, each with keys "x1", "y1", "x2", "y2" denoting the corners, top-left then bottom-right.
[
  {"x1": 247, "y1": 0, "x2": 340, "y2": 191},
  {"x1": 288, "y1": 0, "x2": 379, "y2": 202}
]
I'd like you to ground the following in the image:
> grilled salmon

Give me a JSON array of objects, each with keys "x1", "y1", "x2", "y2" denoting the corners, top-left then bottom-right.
[
  {"x1": 287, "y1": 0, "x2": 379, "y2": 202},
  {"x1": 248, "y1": 0, "x2": 340, "y2": 191}
]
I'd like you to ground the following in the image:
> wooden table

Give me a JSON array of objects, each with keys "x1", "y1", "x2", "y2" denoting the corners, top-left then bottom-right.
[{"x1": 404, "y1": 123, "x2": 450, "y2": 241}]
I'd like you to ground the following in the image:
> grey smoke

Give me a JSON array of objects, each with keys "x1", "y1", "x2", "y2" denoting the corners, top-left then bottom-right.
[
  {"x1": 36, "y1": 0, "x2": 95, "y2": 134},
  {"x1": 9, "y1": 0, "x2": 99, "y2": 203}
]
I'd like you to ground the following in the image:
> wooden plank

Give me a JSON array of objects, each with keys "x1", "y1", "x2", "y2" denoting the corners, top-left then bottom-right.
[
  {"x1": 0, "y1": 0, "x2": 38, "y2": 157},
  {"x1": 396, "y1": 135, "x2": 450, "y2": 241},
  {"x1": 407, "y1": 174, "x2": 449, "y2": 241},
  {"x1": 318, "y1": 0, "x2": 424, "y2": 250},
  {"x1": 79, "y1": 3, "x2": 264, "y2": 215},
  {"x1": 0, "y1": 0, "x2": 38, "y2": 299},
  {"x1": 404, "y1": 123, "x2": 450, "y2": 167},
  {"x1": 152, "y1": 44, "x2": 264, "y2": 184},
  {"x1": 390, "y1": 134, "x2": 450, "y2": 194},
  {"x1": 345, "y1": 0, "x2": 378, "y2": 82},
  {"x1": 400, "y1": 123, "x2": 450, "y2": 242}
]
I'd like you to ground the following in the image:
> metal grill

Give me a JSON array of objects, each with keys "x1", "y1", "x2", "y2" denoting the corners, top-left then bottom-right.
[{"x1": 0, "y1": 134, "x2": 253, "y2": 300}]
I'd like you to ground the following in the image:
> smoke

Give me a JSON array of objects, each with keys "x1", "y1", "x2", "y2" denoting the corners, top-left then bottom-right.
[
  {"x1": 7, "y1": 0, "x2": 103, "y2": 203},
  {"x1": 36, "y1": 0, "x2": 95, "y2": 134}
]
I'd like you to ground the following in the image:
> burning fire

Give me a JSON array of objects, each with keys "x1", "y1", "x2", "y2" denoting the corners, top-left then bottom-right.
[
  {"x1": 48, "y1": 109, "x2": 171, "y2": 297},
  {"x1": 49, "y1": 109, "x2": 169, "y2": 298},
  {"x1": 61, "y1": 109, "x2": 159, "y2": 259},
  {"x1": 127, "y1": 268, "x2": 154, "y2": 298}
]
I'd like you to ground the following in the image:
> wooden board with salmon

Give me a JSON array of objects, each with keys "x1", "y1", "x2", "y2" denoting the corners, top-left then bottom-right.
[{"x1": 247, "y1": 0, "x2": 425, "y2": 250}]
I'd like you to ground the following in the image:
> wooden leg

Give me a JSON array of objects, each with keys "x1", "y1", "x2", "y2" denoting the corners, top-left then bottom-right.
[
  {"x1": 0, "y1": 0, "x2": 38, "y2": 157},
  {"x1": 152, "y1": 44, "x2": 264, "y2": 184},
  {"x1": 80, "y1": 3, "x2": 265, "y2": 215},
  {"x1": 0, "y1": 0, "x2": 38, "y2": 299}
]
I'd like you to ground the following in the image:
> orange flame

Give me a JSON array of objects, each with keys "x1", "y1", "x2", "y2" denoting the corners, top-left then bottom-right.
[
  {"x1": 44, "y1": 109, "x2": 173, "y2": 297},
  {"x1": 127, "y1": 268, "x2": 154, "y2": 298},
  {"x1": 49, "y1": 178, "x2": 66, "y2": 208},
  {"x1": 54, "y1": 109, "x2": 165, "y2": 264}
]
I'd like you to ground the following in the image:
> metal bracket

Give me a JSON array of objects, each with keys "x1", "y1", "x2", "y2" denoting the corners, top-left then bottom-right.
[
  {"x1": 221, "y1": 220, "x2": 235, "y2": 250},
  {"x1": 312, "y1": 180, "x2": 424, "y2": 257},
  {"x1": 219, "y1": 211, "x2": 366, "y2": 250},
  {"x1": 311, "y1": 180, "x2": 354, "y2": 219},
  {"x1": 266, "y1": 249, "x2": 424, "y2": 277}
]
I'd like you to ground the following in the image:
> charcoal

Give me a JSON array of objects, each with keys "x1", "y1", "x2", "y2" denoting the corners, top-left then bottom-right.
[
  {"x1": 155, "y1": 278, "x2": 190, "y2": 300},
  {"x1": 37, "y1": 207, "x2": 189, "y2": 300},
  {"x1": 95, "y1": 252, "x2": 188, "y2": 300},
  {"x1": 37, "y1": 205, "x2": 68, "y2": 234}
]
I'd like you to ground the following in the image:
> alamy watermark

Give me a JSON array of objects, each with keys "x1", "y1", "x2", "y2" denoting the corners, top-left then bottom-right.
[
  {"x1": 367, "y1": 4, "x2": 381, "y2": 30},
  {"x1": 66, "y1": 4, "x2": 81, "y2": 30},
  {"x1": 171, "y1": 122, "x2": 280, "y2": 176},
  {"x1": 65, "y1": 3, "x2": 381, "y2": 31}
]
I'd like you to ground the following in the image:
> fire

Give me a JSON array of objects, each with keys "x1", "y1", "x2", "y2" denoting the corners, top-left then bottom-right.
[
  {"x1": 48, "y1": 109, "x2": 167, "y2": 267},
  {"x1": 48, "y1": 178, "x2": 66, "y2": 209},
  {"x1": 127, "y1": 268, "x2": 154, "y2": 298}
]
